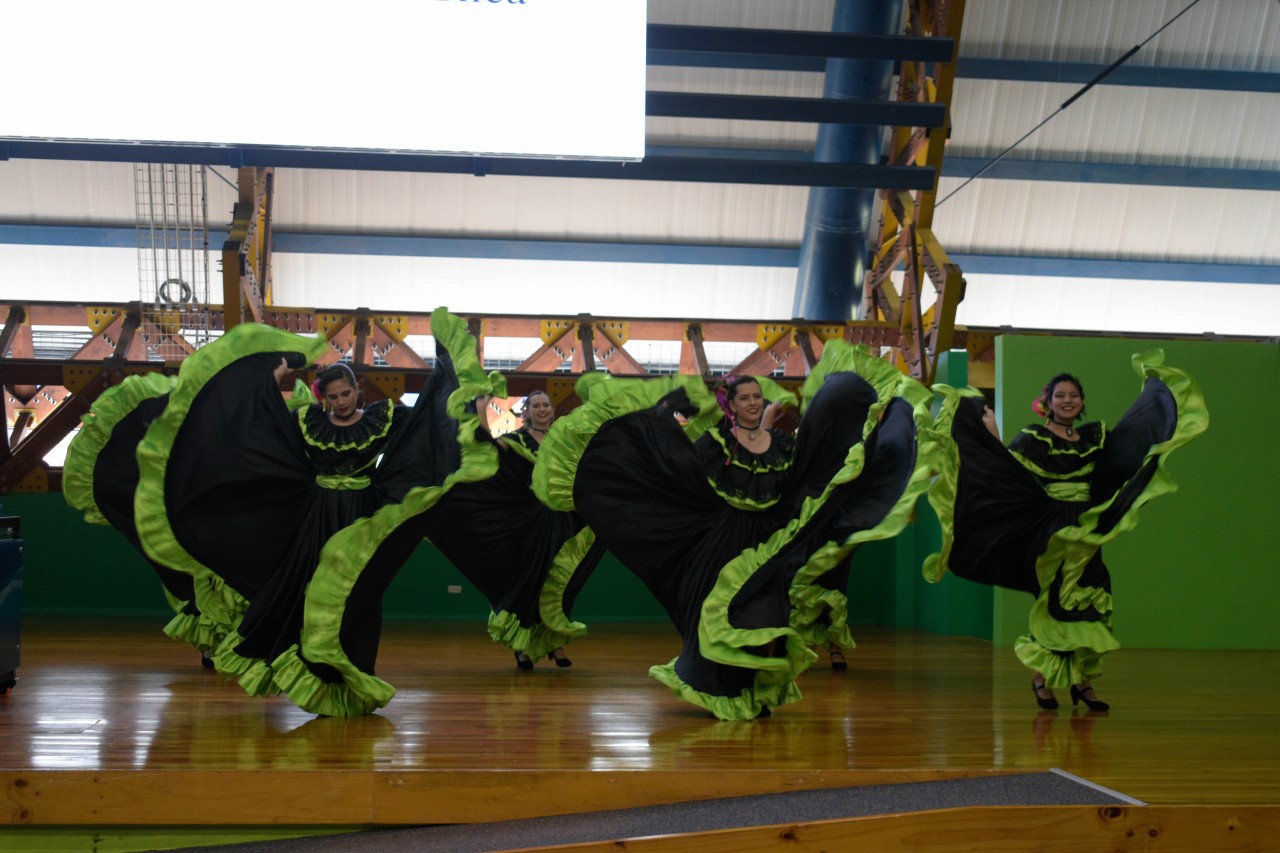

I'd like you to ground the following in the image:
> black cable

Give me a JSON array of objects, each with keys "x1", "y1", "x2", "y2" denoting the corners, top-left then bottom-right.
[{"x1": 935, "y1": 0, "x2": 1208, "y2": 208}]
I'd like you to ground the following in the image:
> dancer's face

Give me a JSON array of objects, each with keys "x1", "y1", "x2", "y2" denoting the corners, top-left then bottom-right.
[
  {"x1": 325, "y1": 379, "x2": 358, "y2": 418},
  {"x1": 526, "y1": 393, "x2": 554, "y2": 430},
  {"x1": 1048, "y1": 381, "x2": 1083, "y2": 423},
  {"x1": 729, "y1": 381, "x2": 764, "y2": 427}
]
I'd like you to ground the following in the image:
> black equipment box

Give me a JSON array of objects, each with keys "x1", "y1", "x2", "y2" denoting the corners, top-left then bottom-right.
[{"x1": 0, "y1": 512, "x2": 22, "y2": 695}]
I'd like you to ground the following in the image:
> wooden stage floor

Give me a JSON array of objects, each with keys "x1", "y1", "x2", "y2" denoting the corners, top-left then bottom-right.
[{"x1": 3, "y1": 617, "x2": 1279, "y2": 842}]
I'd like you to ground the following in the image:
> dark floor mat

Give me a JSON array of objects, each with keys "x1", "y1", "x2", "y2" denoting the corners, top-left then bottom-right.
[{"x1": 173, "y1": 768, "x2": 1139, "y2": 853}]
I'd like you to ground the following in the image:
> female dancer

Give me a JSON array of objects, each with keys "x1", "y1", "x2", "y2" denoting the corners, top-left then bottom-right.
[
  {"x1": 532, "y1": 341, "x2": 937, "y2": 720},
  {"x1": 415, "y1": 388, "x2": 604, "y2": 671},
  {"x1": 925, "y1": 352, "x2": 1208, "y2": 710},
  {"x1": 131, "y1": 309, "x2": 499, "y2": 712},
  {"x1": 206, "y1": 359, "x2": 411, "y2": 693}
]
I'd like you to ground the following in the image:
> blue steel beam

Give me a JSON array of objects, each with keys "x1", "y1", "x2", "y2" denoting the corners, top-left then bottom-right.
[
  {"x1": 648, "y1": 49, "x2": 1280, "y2": 94},
  {"x1": 955, "y1": 58, "x2": 1280, "y2": 94},
  {"x1": 8, "y1": 224, "x2": 1273, "y2": 284},
  {"x1": 646, "y1": 24, "x2": 953, "y2": 62},
  {"x1": 646, "y1": 146, "x2": 1280, "y2": 191},
  {"x1": 647, "y1": 91, "x2": 944, "y2": 127},
  {"x1": 0, "y1": 142, "x2": 931, "y2": 189},
  {"x1": 942, "y1": 157, "x2": 1280, "y2": 190}
]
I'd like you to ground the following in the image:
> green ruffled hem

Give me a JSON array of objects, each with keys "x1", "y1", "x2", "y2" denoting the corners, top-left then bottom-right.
[
  {"x1": 762, "y1": 342, "x2": 939, "y2": 652},
  {"x1": 649, "y1": 658, "x2": 806, "y2": 721},
  {"x1": 274, "y1": 307, "x2": 501, "y2": 716},
  {"x1": 487, "y1": 486, "x2": 597, "y2": 657},
  {"x1": 1014, "y1": 632, "x2": 1109, "y2": 690},
  {"x1": 211, "y1": 631, "x2": 281, "y2": 697},
  {"x1": 532, "y1": 374, "x2": 720, "y2": 512},
  {"x1": 161, "y1": 609, "x2": 226, "y2": 652},
  {"x1": 1020, "y1": 575, "x2": 1117, "y2": 688},
  {"x1": 800, "y1": 340, "x2": 901, "y2": 427},
  {"x1": 190, "y1": 572, "x2": 250, "y2": 638},
  {"x1": 789, "y1": 579, "x2": 856, "y2": 649},
  {"x1": 537, "y1": 525, "x2": 596, "y2": 638},
  {"x1": 134, "y1": 324, "x2": 329, "y2": 627},
  {"x1": 487, "y1": 609, "x2": 579, "y2": 659},
  {"x1": 272, "y1": 644, "x2": 394, "y2": 716},
  {"x1": 920, "y1": 384, "x2": 978, "y2": 584},
  {"x1": 64, "y1": 371, "x2": 178, "y2": 526}
]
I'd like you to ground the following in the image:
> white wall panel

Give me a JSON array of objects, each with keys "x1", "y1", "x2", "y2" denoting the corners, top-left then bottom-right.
[{"x1": 271, "y1": 253, "x2": 795, "y2": 320}]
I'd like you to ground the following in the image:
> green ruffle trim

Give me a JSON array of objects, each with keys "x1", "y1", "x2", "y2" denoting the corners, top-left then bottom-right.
[
  {"x1": 708, "y1": 489, "x2": 786, "y2": 512},
  {"x1": 286, "y1": 379, "x2": 317, "y2": 411},
  {"x1": 1014, "y1": 423, "x2": 1107, "y2": 455},
  {"x1": 789, "y1": 570, "x2": 856, "y2": 649},
  {"x1": 1009, "y1": 451, "x2": 1097, "y2": 482},
  {"x1": 800, "y1": 340, "x2": 898, "y2": 428},
  {"x1": 703, "y1": 425, "x2": 794, "y2": 473},
  {"x1": 921, "y1": 384, "x2": 979, "y2": 585},
  {"x1": 298, "y1": 398, "x2": 397, "y2": 452},
  {"x1": 781, "y1": 342, "x2": 941, "y2": 648},
  {"x1": 161, "y1": 609, "x2": 223, "y2": 652},
  {"x1": 537, "y1": 525, "x2": 596, "y2": 638},
  {"x1": 211, "y1": 630, "x2": 281, "y2": 697},
  {"x1": 487, "y1": 609, "x2": 573, "y2": 660},
  {"x1": 497, "y1": 432, "x2": 539, "y2": 465},
  {"x1": 532, "y1": 374, "x2": 720, "y2": 512},
  {"x1": 649, "y1": 656, "x2": 806, "y2": 721},
  {"x1": 315, "y1": 473, "x2": 372, "y2": 490},
  {"x1": 486, "y1": 525, "x2": 596, "y2": 658},
  {"x1": 135, "y1": 323, "x2": 329, "y2": 635},
  {"x1": 1015, "y1": 623, "x2": 1110, "y2": 690},
  {"x1": 271, "y1": 643, "x2": 392, "y2": 717},
  {"x1": 64, "y1": 371, "x2": 178, "y2": 526},
  {"x1": 273, "y1": 307, "x2": 501, "y2": 716}
]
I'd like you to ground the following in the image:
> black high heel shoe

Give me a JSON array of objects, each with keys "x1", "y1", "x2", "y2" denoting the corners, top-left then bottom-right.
[
  {"x1": 1032, "y1": 679, "x2": 1058, "y2": 710},
  {"x1": 1070, "y1": 684, "x2": 1109, "y2": 712},
  {"x1": 828, "y1": 649, "x2": 847, "y2": 672},
  {"x1": 514, "y1": 652, "x2": 534, "y2": 671},
  {"x1": 547, "y1": 648, "x2": 572, "y2": 668}
]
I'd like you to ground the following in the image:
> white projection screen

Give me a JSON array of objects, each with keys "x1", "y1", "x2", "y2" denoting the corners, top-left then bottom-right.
[{"x1": 2, "y1": 0, "x2": 647, "y2": 160}]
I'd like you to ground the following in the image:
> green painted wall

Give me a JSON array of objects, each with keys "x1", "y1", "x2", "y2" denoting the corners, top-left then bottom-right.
[
  {"x1": 2, "y1": 491, "x2": 672, "y2": 624},
  {"x1": 989, "y1": 335, "x2": 1279, "y2": 651}
]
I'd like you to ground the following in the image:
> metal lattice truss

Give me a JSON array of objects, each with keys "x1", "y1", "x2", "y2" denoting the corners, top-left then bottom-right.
[
  {"x1": 0, "y1": 298, "x2": 999, "y2": 494},
  {"x1": 864, "y1": 0, "x2": 967, "y2": 385}
]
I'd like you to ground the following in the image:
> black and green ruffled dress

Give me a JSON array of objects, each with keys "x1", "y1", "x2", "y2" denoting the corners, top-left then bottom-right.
[
  {"x1": 925, "y1": 351, "x2": 1209, "y2": 688},
  {"x1": 210, "y1": 396, "x2": 407, "y2": 695},
  {"x1": 268, "y1": 310, "x2": 500, "y2": 716},
  {"x1": 63, "y1": 372, "x2": 217, "y2": 650},
  {"x1": 532, "y1": 342, "x2": 937, "y2": 720},
  {"x1": 131, "y1": 308, "x2": 498, "y2": 714},
  {"x1": 416, "y1": 426, "x2": 604, "y2": 660}
]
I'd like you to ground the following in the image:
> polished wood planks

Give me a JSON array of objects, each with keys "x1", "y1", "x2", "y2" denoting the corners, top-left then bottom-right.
[{"x1": 2, "y1": 617, "x2": 1278, "y2": 827}]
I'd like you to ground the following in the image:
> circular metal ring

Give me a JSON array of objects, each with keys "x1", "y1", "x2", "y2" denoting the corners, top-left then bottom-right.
[{"x1": 158, "y1": 278, "x2": 192, "y2": 304}]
